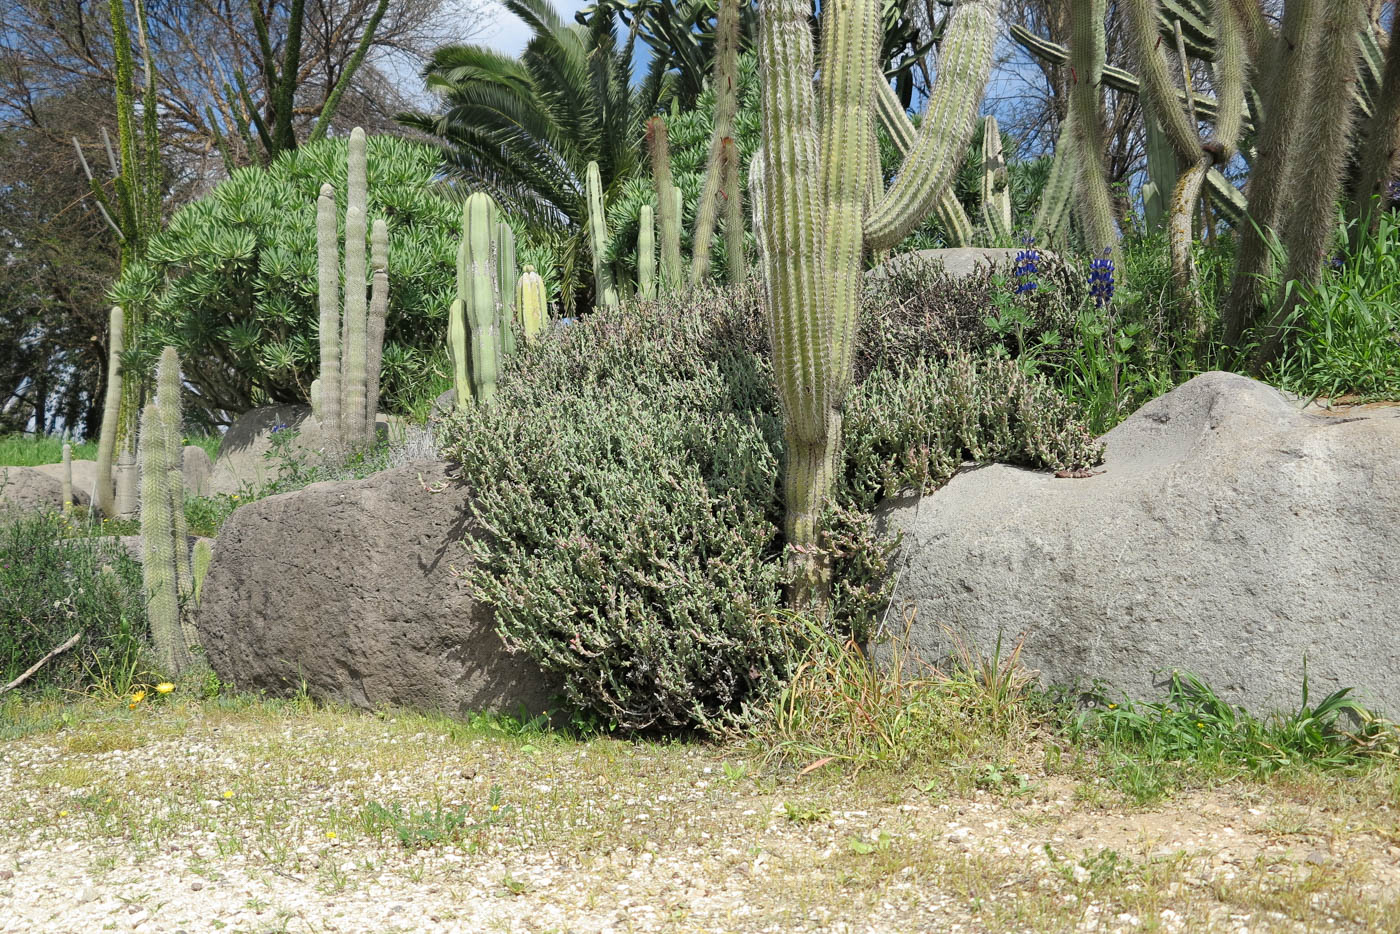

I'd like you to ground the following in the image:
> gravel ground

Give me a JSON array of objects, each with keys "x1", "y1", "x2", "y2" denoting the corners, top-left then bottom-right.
[{"x1": 2, "y1": 697, "x2": 1398, "y2": 933}]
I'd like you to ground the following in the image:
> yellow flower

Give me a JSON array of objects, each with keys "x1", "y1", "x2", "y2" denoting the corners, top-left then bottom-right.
[
  {"x1": 326, "y1": 831, "x2": 337, "y2": 839},
  {"x1": 130, "y1": 690, "x2": 147, "y2": 704},
  {"x1": 223, "y1": 791, "x2": 234, "y2": 799},
  {"x1": 155, "y1": 682, "x2": 175, "y2": 694},
  {"x1": 1196, "y1": 721, "x2": 1205, "y2": 730},
  {"x1": 1107, "y1": 703, "x2": 1118, "y2": 710},
  {"x1": 58, "y1": 810, "x2": 69, "y2": 817}
]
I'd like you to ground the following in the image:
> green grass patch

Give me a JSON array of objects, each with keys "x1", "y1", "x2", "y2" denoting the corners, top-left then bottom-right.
[{"x1": 0, "y1": 434, "x2": 98, "y2": 466}]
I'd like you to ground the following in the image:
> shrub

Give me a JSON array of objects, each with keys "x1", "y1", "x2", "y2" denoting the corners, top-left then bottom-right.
[
  {"x1": 110, "y1": 135, "x2": 463, "y2": 423},
  {"x1": 442, "y1": 282, "x2": 1103, "y2": 733},
  {"x1": 0, "y1": 511, "x2": 147, "y2": 694}
]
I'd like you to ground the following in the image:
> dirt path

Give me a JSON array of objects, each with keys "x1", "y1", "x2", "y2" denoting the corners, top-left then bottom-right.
[{"x1": 2, "y1": 698, "x2": 1397, "y2": 933}]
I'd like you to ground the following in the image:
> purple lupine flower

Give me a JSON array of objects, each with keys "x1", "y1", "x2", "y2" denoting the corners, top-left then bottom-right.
[
  {"x1": 1088, "y1": 248, "x2": 1115, "y2": 308},
  {"x1": 1013, "y1": 236, "x2": 1039, "y2": 295}
]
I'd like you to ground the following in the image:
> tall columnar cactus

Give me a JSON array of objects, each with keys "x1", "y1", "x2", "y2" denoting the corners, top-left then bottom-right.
[
  {"x1": 496, "y1": 219, "x2": 517, "y2": 358},
  {"x1": 638, "y1": 204, "x2": 656, "y2": 299},
  {"x1": 516, "y1": 266, "x2": 548, "y2": 341},
  {"x1": 1350, "y1": 31, "x2": 1400, "y2": 237},
  {"x1": 61, "y1": 443, "x2": 73, "y2": 515},
  {"x1": 448, "y1": 298, "x2": 470, "y2": 409},
  {"x1": 1068, "y1": 0, "x2": 1119, "y2": 260},
  {"x1": 462, "y1": 193, "x2": 502, "y2": 401},
  {"x1": 1031, "y1": 111, "x2": 1078, "y2": 245},
  {"x1": 314, "y1": 127, "x2": 389, "y2": 449},
  {"x1": 646, "y1": 117, "x2": 684, "y2": 292},
  {"x1": 1140, "y1": 114, "x2": 1178, "y2": 231},
  {"x1": 585, "y1": 161, "x2": 619, "y2": 311},
  {"x1": 94, "y1": 305, "x2": 123, "y2": 518},
  {"x1": 980, "y1": 115, "x2": 1013, "y2": 242},
  {"x1": 364, "y1": 218, "x2": 388, "y2": 445},
  {"x1": 140, "y1": 347, "x2": 196, "y2": 676},
  {"x1": 722, "y1": 139, "x2": 746, "y2": 283},
  {"x1": 690, "y1": 0, "x2": 742, "y2": 284},
  {"x1": 757, "y1": 0, "x2": 996, "y2": 587},
  {"x1": 1125, "y1": 0, "x2": 1249, "y2": 340}
]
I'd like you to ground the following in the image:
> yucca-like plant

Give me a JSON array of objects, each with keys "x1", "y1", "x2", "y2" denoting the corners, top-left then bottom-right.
[{"x1": 755, "y1": 0, "x2": 996, "y2": 595}]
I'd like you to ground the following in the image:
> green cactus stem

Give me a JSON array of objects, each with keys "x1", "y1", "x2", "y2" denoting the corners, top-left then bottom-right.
[
  {"x1": 1031, "y1": 111, "x2": 1078, "y2": 245},
  {"x1": 646, "y1": 117, "x2": 684, "y2": 292},
  {"x1": 638, "y1": 203, "x2": 656, "y2": 299},
  {"x1": 156, "y1": 348, "x2": 192, "y2": 605},
  {"x1": 980, "y1": 115, "x2": 1012, "y2": 242},
  {"x1": 690, "y1": 0, "x2": 742, "y2": 284},
  {"x1": 516, "y1": 266, "x2": 548, "y2": 341},
  {"x1": 448, "y1": 298, "x2": 470, "y2": 407},
  {"x1": 585, "y1": 161, "x2": 618, "y2": 311},
  {"x1": 1068, "y1": 0, "x2": 1119, "y2": 261},
  {"x1": 94, "y1": 305, "x2": 123, "y2": 518},
  {"x1": 340, "y1": 127, "x2": 369, "y2": 445},
  {"x1": 115, "y1": 447, "x2": 138, "y2": 519},
  {"x1": 61, "y1": 443, "x2": 73, "y2": 514},
  {"x1": 758, "y1": 0, "x2": 996, "y2": 595},
  {"x1": 722, "y1": 139, "x2": 746, "y2": 282},
  {"x1": 1141, "y1": 113, "x2": 1177, "y2": 231},
  {"x1": 192, "y1": 539, "x2": 213, "y2": 607},
  {"x1": 364, "y1": 217, "x2": 388, "y2": 445},
  {"x1": 315, "y1": 182, "x2": 341, "y2": 443},
  {"x1": 463, "y1": 193, "x2": 501, "y2": 401},
  {"x1": 496, "y1": 220, "x2": 517, "y2": 357},
  {"x1": 1349, "y1": 23, "x2": 1400, "y2": 238}
]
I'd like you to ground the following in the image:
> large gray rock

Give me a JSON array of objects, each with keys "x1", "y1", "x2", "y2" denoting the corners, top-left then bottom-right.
[
  {"x1": 30, "y1": 459, "x2": 96, "y2": 505},
  {"x1": 182, "y1": 446, "x2": 214, "y2": 498},
  {"x1": 209, "y1": 404, "x2": 407, "y2": 495},
  {"x1": 881, "y1": 371, "x2": 1400, "y2": 716},
  {"x1": 197, "y1": 461, "x2": 556, "y2": 717},
  {"x1": 0, "y1": 466, "x2": 71, "y2": 512}
]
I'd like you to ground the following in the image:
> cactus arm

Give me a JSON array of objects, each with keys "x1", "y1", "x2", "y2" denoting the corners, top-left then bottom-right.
[
  {"x1": 192, "y1": 540, "x2": 213, "y2": 607},
  {"x1": 364, "y1": 218, "x2": 388, "y2": 445},
  {"x1": 141, "y1": 400, "x2": 183, "y2": 674},
  {"x1": 584, "y1": 161, "x2": 619, "y2": 310},
  {"x1": 1350, "y1": 25, "x2": 1400, "y2": 236},
  {"x1": 638, "y1": 203, "x2": 656, "y2": 298},
  {"x1": 1170, "y1": 153, "x2": 1213, "y2": 339},
  {"x1": 94, "y1": 305, "x2": 123, "y2": 518},
  {"x1": 448, "y1": 298, "x2": 470, "y2": 407},
  {"x1": 980, "y1": 115, "x2": 1013, "y2": 241},
  {"x1": 1209, "y1": 0, "x2": 1250, "y2": 156},
  {"x1": 1123, "y1": 0, "x2": 1206, "y2": 160},
  {"x1": 1068, "y1": 0, "x2": 1120, "y2": 259},
  {"x1": 871, "y1": 75, "x2": 974, "y2": 246},
  {"x1": 340, "y1": 128, "x2": 369, "y2": 446},
  {"x1": 1142, "y1": 112, "x2": 1177, "y2": 230},
  {"x1": 496, "y1": 220, "x2": 517, "y2": 358},
  {"x1": 1032, "y1": 110, "x2": 1078, "y2": 243},
  {"x1": 464, "y1": 193, "x2": 502, "y2": 401},
  {"x1": 723, "y1": 141, "x2": 746, "y2": 282},
  {"x1": 690, "y1": 0, "x2": 742, "y2": 284},
  {"x1": 315, "y1": 182, "x2": 342, "y2": 442},
  {"x1": 61, "y1": 443, "x2": 73, "y2": 514},
  {"x1": 156, "y1": 349, "x2": 193, "y2": 630},
  {"x1": 863, "y1": 0, "x2": 997, "y2": 252},
  {"x1": 516, "y1": 266, "x2": 548, "y2": 341},
  {"x1": 646, "y1": 117, "x2": 684, "y2": 293}
]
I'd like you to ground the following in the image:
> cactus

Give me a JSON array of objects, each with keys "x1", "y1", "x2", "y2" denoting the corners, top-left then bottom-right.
[
  {"x1": 516, "y1": 266, "x2": 548, "y2": 341},
  {"x1": 1068, "y1": 0, "x2": 1119, "y2": 261},
  {"x1": 364, "y1": 218, "x2": 388, "y2": 445},
  {"x1": 722, "y1": 139, "x2": 746, "y2": 282},
  {"x1": 872, "y1": 76, "x2": 976, "y2": 247},
  {"x1": 140, "y1": 347, "x2": 196, "y2": 675},
  {"x1": 61, "y1": 443, "x2": 73, "y2": 515},
  {"x1": 341, "y1": 127, "x2": 369, "y2": 445},
  {"x1": 980, "y1": 115, "x2": 1013, "y2": 242},
  {"x1": 448, "y1": 298, "x2": 470, "y2": 408},
  {"x1": 1031, "y1": 111, "x2": 1078, "y2": 245},
  {"x1": 1350, "y1": 30, "x2": 1400, "y2": 237},
  {"x1": 646, "y1": 117, "x2": 684, "y2": 292},
  {"x1": 462, "y1": 193, "x2": 502, "y2": 401},
  {"x1": 690, "y1": 0, "x2": 742, "y2": 284},
  {"x1": 1141, "y1": 113, "x2": 1177, "y2": 231},
  {"x1": 192, "y1": 539, "x2": 213, "y2": 607},
  {"x1": 757, "y1": 0, "x2": 996, "y2": 590},
  {"x1": 585, "y1": 161, "x2": 618, "y2": 311},
  {"x1": 115, "y1": 448, "x2": 139, "y2": 519},
  {"x1": 638, "y1": 204, "x2": 656, "y2": 299},
  {"x1": 94, "y1": 305, "x2": 123, "y2": 518},
  {"x1": 496, "y1": 219, "x2": 517, "y2": 358},
  {"x1": 315, "y1": 182, "x2": 341, "y2": 443}
]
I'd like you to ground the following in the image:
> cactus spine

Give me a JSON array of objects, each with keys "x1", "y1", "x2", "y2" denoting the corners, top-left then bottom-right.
[
  {"x1": 61, "y1": 443, "x2": 72, "y2": 514},
  {"x1": 980, "y1": 115, "x2": 1013, "y2": 242},
  {"x1": 757, "y1": 0, "x2": 995, "y2": 587},
  {"x1": 638, "y1": 204, "x2": 657, "y2": 299},
  {"x1": 94, "y1": 306, "x2": 123, "y2": 518},
  {"x1": 517, "y1": 266, "x2": 548, "y2": 340},
  {"x1": 1068, "y1": 0, "x2": 1119, "y2": 260},
  {"x1": 141, "y1": 347, "x2": 196, "y2": 675},
  {"x1": 585, "y1": 161, "x2": 618, "y2": 310},
  {"x1": 314, "y1": 128, "x2": 388, "y2": 448},
  {"x1": 463, "y1": 193, "x2": 502, "y2": 401},
  {"x1": 647, "y1": 117, "x2": 684, "y2": 292},
  {"x1": 722, "y1": 139, "x2": 746, "y2": 282},
  {"x1": 690, "y1": 0, "x2": 741, "y2": 284}
]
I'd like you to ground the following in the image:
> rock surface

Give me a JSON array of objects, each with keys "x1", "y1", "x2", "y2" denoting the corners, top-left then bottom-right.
[
  {"x1": 209, "y1": 405, "x2": 406, "y2": 495},
  {"x1": 880, "y1": 371, "x2": 1400, "y2": 716},
  {"x1": 182, "y1": 446, "x2": 214, "y2": 498},
  {"x1": 29, "y1": 460, "x2": 96, "y2": 505},
  {"x1": 0, "y1": 466, "x2": 83, "y2": 512},
  {"x1": 197, "y1": 460, "x2": 556, "y2": 716}
]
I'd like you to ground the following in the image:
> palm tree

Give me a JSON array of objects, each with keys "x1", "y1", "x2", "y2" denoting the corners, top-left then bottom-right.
[{"x1": 399, "y1": 0, "x2": 663, "y2": 311}]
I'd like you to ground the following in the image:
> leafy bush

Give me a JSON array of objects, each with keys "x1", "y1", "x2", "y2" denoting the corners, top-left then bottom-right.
[
  {"x1": 0, "y1": 511, "x2": 147, "y2": 693},
  {"x1": 442, "y1": 281, "x2": 1102, "y2": 733},
  {"x1": 110, "y1": 135, "x2": 460, "y2": 423}
]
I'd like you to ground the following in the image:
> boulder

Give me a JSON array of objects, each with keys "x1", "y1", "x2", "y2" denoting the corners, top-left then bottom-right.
[
  {"x1": 0, "y1": 466, "x2": 72, "y2": 512},
  {"x1": 182, "y1": 446, "x2": 214, "y2": 498},
  {"x1": 209, "y1": 404, "x2": 407, "y2": 495},
  {"x1": 869, "y1": 247, "x2": 1028, "y2": 281},
  {"x1": 197, "y1": 460, "x2": 556, "y2": 717},
  {"x1": 880, "y1": 371, "x2": 1400, "y2": 717},
  {"x1": 25, "y1": 461, "x2": 95, "y2": 507}
]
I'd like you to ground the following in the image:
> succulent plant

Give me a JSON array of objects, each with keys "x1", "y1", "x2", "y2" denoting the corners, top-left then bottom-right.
[{"x1": 94, "y1": 305, "x2": 123, "y2": 519}]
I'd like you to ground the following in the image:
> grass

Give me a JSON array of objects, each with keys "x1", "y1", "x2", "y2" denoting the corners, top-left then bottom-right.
[{"x1": 0, "y1": 431, "x2": 221, "y2": 466}]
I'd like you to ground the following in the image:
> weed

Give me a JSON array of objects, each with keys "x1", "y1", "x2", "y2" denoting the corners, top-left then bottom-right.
[{"x1": 360, "y1": 786, "x2": 512, "y2": 851}]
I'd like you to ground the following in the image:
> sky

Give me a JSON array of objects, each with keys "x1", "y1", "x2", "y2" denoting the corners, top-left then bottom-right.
[{"x1": 480, "y1": 0, "x2": 592, "y2": 57}]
